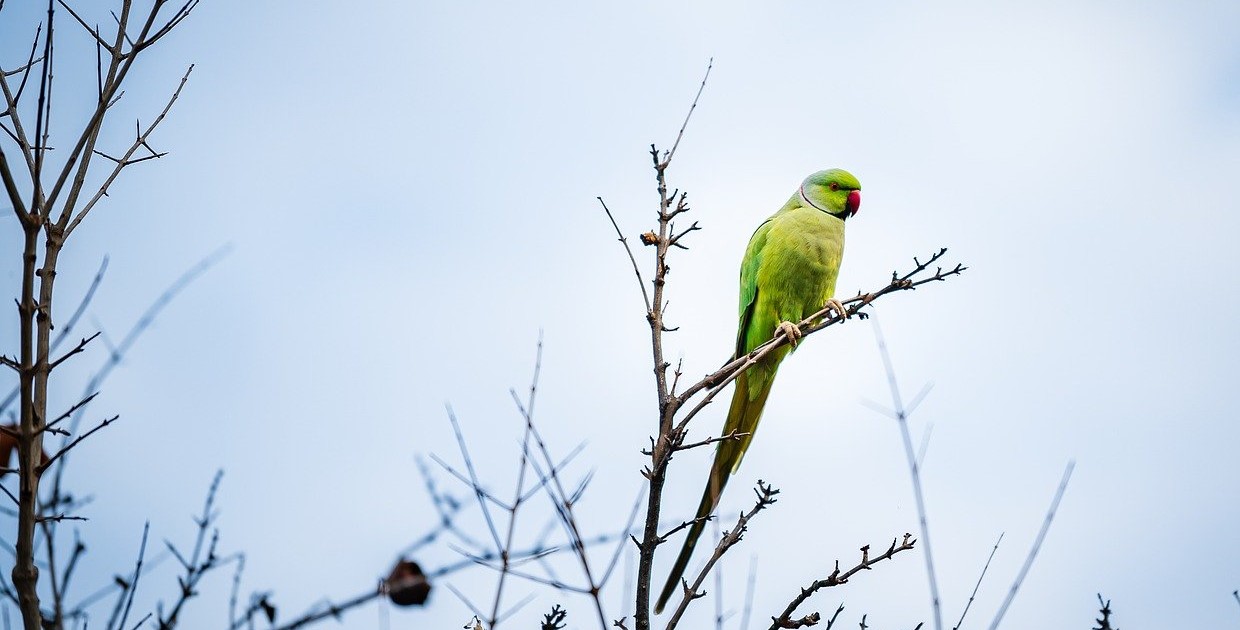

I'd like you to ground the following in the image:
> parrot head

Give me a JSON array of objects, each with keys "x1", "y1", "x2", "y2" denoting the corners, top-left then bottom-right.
[{"x1": 799, "y1": 169, "x2": 861, "y2": 219}]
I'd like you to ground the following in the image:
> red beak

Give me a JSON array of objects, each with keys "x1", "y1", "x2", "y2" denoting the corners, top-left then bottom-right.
[{"x1": 846, "y1": 190, "x2": 861, "y2": 217}]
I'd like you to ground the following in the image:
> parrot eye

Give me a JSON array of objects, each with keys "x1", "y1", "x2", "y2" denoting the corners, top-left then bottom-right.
[{"x1": 828, "y1": 182, "x2": 839, "y2": 191}]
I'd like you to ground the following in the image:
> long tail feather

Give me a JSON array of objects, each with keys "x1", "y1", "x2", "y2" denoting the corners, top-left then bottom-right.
[{"x1": 654, "y1": 370, "x2": 774, "y2": 613}]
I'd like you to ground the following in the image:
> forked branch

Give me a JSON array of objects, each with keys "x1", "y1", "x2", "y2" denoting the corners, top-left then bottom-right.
[
  {"x1": 663, "y1": 482, "x2": 779, "y2": 629},
  {"x1": 768, "y1": 534, "x2": 917, "y2": 630}
]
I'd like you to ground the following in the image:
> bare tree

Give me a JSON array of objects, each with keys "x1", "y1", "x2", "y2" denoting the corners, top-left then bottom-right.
[
  {"x1": 0, "y1": 4, "x2": 618, "y2": 628},
  {"x1": 1, "y1": 1, "x2": 201, "y2": 628}
]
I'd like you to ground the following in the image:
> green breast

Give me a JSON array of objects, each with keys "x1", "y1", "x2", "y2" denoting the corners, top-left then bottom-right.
[
  {"x1": 738, "y1": 205, "x2": 845, "y2": 362},
  {"x1": 757, "y1": 206, "x2": 845, "y2": 320}
]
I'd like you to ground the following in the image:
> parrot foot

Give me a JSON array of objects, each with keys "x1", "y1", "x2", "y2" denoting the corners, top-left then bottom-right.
[
  {"x1": 776, "y1": 320, "x2": 802, "y2": 347},
  {"x1": 825, "y1": 298, "x2": 849, "y2": 321}
]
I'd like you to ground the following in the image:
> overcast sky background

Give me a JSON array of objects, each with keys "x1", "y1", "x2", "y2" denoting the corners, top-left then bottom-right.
[{"x1": 3, "y1": 1, "x2": 1239, "y2": 628}]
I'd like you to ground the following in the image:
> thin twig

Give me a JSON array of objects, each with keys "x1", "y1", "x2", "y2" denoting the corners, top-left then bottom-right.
[
  {"x1": 951, "y1": 532, "x2": 1004, "y2": 630},
  {"x1": 599, "y1": 488, "x2": 645, "y2": 587},
  {"x1": 114, "y1": 523, "x2": 150, "y2": 630},
  {"x1": 49, "y1": 244, "x2": 233, "y2": 502},
  {"x1": 655, "y1": 515, "x2": 712, "y2": 546},
  {"x1": 485, "y1": 333, "x2": 544, "y2": 630},
  {"x1": 156, "y1": 471, "x2": 224, "y2": 629},
  {"x1": 1092, "y1": 594, "x2": 1116, "y2": 630},
  {"x1": 871, "y1": 320, "x2": 942, "y2": 630},
  {"x1": 665, "y1": 482, "x2": 779, "y2": 629},
  {"x1": 431, "y1": 529, "x2": 628, "y2": 580},
  {"x1": 598, "y1": 197, "x2": 651, "y2": 311},
  {"x1": 53, "y1": 1, "x2": 115, "y2": 53},
  {"x1": 669, "y1": 429, "x2": 749, "y2": 453},
  {"x1": 663, "y1": 59, "x2": 712, "y2": 167},
  {"x1": 38, "y1": 414, "x2": 117, "y2": 474},
  {"x1": 268, "y1": 587, "x2": 381, "y2": 630},
  {"x1": 64, "y1": 64, "x2": 195, "y2": 238},
  {"x1": 48, "y1": 256, "x2": 108, "y2": 362},
  {"x1": 445, "y1": 405, "x2": 504, "y2": 551},
  {"x1": 986, "y1": 462, "x2": 1074, "y2": 630},
  {"x1": 768, "y1": 534, "x2": 917, "y2": 630},
  {"x1": 517, "y1": 389, "x2": 611, "y2": 628},
  {"x1": 227, "y1": 553, "x2": 246, "y2": 630},
  {"x1": 46, "y1": 331, "x2": 100, "y2": 372}
]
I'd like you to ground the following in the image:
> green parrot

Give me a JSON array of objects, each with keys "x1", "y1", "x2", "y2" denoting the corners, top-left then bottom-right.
[{"x1": 654, "y1": 169, "x2": 861, "y2": 614}]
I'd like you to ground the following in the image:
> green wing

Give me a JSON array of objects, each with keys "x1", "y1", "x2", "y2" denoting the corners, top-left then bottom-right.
[{"x1": 734, "y1": 219, "x2": 770, "y2": 359}]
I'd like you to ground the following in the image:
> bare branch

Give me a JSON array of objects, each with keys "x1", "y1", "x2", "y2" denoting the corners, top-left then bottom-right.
[
  {"x1": 669, "y1": 429, "x2": 748, "y2": 453},
  {"x1": 599, "y1": 488, "x2": 645, "y2": 587},
  {"x1": 951, "y1": 532, "x2": 1004, "y2": 630},
  {"x1": 114, "y1": 522, "x2": 151, "y2": 630},
  {"x1": 986, "y1": 462, "x2": 1075, "y2": 630},
  {"x1": 0, "y1": 483, "x2": 18, "y2": 507},
  {"x1": 466, "y1": 558, "x2": 592, "y2": 594},
  {"x1": 31, "y1": 1, "x2": 56, "y2": 209},
  {"x1": 1093, "y1": 594, "x2": 1116, "y2": 630},
  {"x1": 597, "y1": 196, "x2": 652, "y2": 312},
  {"x1": 156, "y1": 471, "x2": 225, "y2": 629},
  {"x1": 1, "y1": 55, "x2": 45, "y2": 80},
  {"x1": 664, "y1": 482, "x2": 779, "y2": 628},
  {"x1": 46, "y1": 331, "x2": 100, "y2": 371},
  {"x1": 674, "y1": 249, "x2": 966, "y2": 417},
  {"x1": 656, "y1": 514, "x2": 712, "y2": 547},
  {"x1": 667, "y1": 220, "x2": 700, "y2": 250},
  {"x1": 35, "y1": 513, "x2": 86, "y2": 523},
  {"x1": 136, "y1": 1, "x2": 201, "y2": 52},
  {"x1": 429, "y1": 529, "x2": 630, "y2": 582},
  {"x1": 54, "y1": 1, "x2": 114, "y2": 53},
  {"x1": 108, "y1": 9, "x2": 136, "y2": 51},
  {"x1": 39, "y1": 391, "x2": 99, "y2": 436},
  {"x1": 0, "y1": 147, "x2": 30, "y2": 221},
  {"x1": 443, "y1": 406, "x2": 506, "y2": 550},
  {"x1": 43, "y1": 0, "x2": 198, "y2": 226},
  {"x1": 510, "y1": 343, "x2": 611, "y2": 628},
  {"x1": 47, "y1": 244, "x2": 232, "y2": 497},
  {"x1": 398, "y1": 459, "x2": 482, "y2": 556},
  {"x1": 63, "y1": 64, "x2": 194, "y2": 238},
  {"x1": 266, "y1": 587, "x2": 381, "y2": 630},
  {"x1": 870, "y1": 321, "x2": 942, "y2": 630},
  {"x1": 768, "y1": 534, "x2": 917, "y2": 630},
  {"x1": 663, "y1": 59, "x2": 712, "y2": 167},
  {"x1": 56, "y1": 530, "x2": 86, "y2": 613},
  {"x1": 541, "y1": 604, "x2": 569, "y2": 630},
  {"x1": 38, "y1": 413, "x2": 117, "y2": 473},
  {"x1": 484, "y1": 332, "x2": 544, "y2": 630}
]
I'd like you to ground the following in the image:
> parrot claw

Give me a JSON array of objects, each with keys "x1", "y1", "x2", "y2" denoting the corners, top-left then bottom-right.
[
  {"x1": 825, "y1": 298, "x2": 849, "y2": 321},
  {"x1": 776, "y1": 320, "x2": 802, "y2": 347}
]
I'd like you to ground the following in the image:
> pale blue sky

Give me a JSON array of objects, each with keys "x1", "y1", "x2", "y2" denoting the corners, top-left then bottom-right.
[{"x1": 3, "y1": 1, "x2": 1239, "y2": 628}]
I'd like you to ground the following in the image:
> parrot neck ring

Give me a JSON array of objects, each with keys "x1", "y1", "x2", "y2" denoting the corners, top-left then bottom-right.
[{"x1": 800, "y1": 183, "x2": 849, "y2": 219}]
